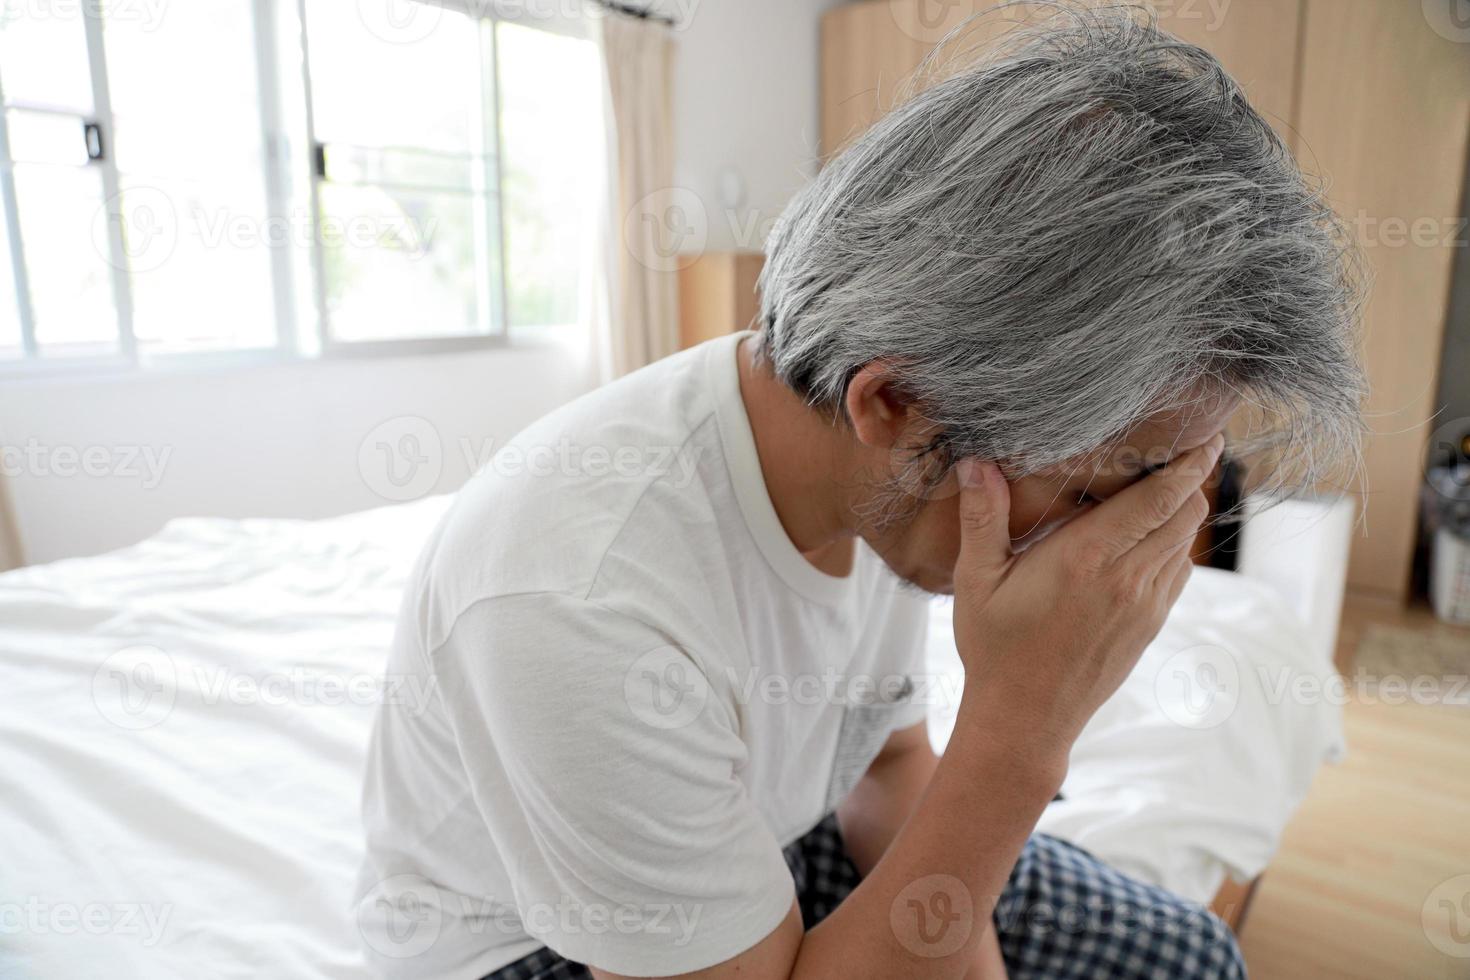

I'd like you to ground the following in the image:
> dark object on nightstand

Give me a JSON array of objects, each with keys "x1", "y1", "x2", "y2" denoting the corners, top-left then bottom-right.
[{"x1": 1207, "y1": 456, "x2": 1245, "y2": 572}]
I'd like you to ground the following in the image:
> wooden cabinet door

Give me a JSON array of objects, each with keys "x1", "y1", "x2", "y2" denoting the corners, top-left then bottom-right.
[
  {"x1": 820, "y1": 0, "x2": 1306, "y2": 158},
  {"x1": 1295, "y1": 0, "x2": 1470, "y2": 598}
]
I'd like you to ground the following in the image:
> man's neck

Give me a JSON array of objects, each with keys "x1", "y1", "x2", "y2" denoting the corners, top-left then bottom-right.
[{"x1": 735, "y1": 335, "x2": 859, "y2": 577}]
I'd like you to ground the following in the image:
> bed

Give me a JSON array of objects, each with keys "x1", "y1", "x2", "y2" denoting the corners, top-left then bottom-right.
[{"x1": 0, "y1": 494, "x2": 1353, "y2": 978}]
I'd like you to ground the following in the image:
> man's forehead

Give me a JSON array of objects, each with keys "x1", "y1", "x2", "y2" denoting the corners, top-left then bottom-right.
[
  {"x1": 1054, "y1": 392, "x2": 1238, "y2": 492},
  {"x1": 1135, "y1": 393, "x2": 1237, "y2": 447}
]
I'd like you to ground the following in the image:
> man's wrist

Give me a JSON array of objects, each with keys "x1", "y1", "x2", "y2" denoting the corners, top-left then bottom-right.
[{"x1": 951, "y1": 683, "x2": 1072, "y2": 797}]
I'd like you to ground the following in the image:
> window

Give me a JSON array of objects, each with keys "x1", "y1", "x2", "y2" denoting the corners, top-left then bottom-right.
[
  {"x1": 105, "y1": 0, "x2": 278, "y2": 354},
  {"x1": 497, "y1": 22, "x2": 602, "y2": 331},
  {"x1": 0, "y1": 194, "x2": 21, "y2": 358},
  {"x1": 0, "y1": 8, "x2": 116, "y2": 358},
  {"x1": 0, "y1": 0, "x2": 605, "y2": 371},
  {"x1": 306, "y1": 1, "x2": 493, "y2": 344}
]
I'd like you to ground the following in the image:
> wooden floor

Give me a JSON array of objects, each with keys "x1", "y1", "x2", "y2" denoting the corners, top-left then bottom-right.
[{"x1": 1238, "y1": 594, "x2": 1470, "y2": 979}]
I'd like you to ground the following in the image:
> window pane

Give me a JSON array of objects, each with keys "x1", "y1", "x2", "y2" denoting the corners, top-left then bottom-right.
[
  {"x1": 12, "y1": 164, "x2": 117, "y2": 352},
  {"x1": 0, "y1": 193, "x2": 21, "y2": 358},
  {"x1": 306, "y1": 0, "x2": 482, "y2": 155},
  {"x1": 103, "y1": 0, "x2": 276, "y2": 351},
  {"x1": 323, "y1": 144, "x2": 475, "y2": 192},
  {"x1": 5, "y1": 109, "x2": 89, "y2": 166},
  {"x1": 318, "y1": 184, "x2": 481, "y2": 342},
  {"x1": 105, "y1": 1, "x2": 262, "y2": 177},
  {"x1": 0, "y1": 7, "x2": 94, "y2": 113},
  {"x1": 496, "y1": 22, "x2": 602, "y2": 331},
  {"x1": 120, "y1": 177, "x2": 277, "y2": 353}
]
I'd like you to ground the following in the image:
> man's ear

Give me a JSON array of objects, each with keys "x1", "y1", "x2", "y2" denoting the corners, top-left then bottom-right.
[{"x1": 843, "y1": 360, "x2": 920, "y2": 450}]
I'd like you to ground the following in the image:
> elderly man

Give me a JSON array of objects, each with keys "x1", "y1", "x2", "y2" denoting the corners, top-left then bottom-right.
[{"x1": 356, "y1": 6, "x2": 1362, "y2": 979}]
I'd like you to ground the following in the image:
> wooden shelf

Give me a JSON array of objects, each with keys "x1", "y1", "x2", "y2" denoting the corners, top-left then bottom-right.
[{"x1": 676, "y1": 251, "x2": 765, "y2": 350}]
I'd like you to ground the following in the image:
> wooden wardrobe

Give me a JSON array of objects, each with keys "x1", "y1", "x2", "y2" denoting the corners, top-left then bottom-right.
[{"x1": 820, "y1": 0, "x2": 1470, "y2": 602}]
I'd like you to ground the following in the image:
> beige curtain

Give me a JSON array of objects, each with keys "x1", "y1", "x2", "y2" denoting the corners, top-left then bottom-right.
[
  {"x1": 598, "y1": 13, "x2": 678, "y2": 379},
  {"x1": 0, "y1": 476, "x2": 23, "y2": 571}
]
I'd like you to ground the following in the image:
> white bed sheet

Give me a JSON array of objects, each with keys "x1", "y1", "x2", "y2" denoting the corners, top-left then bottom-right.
[
  {"x1": 1, "y1": 498, "x2": 451, "y2": 980},
  {"x1": 1, "y1": 499, "x2": 1341, "y2": 978}
]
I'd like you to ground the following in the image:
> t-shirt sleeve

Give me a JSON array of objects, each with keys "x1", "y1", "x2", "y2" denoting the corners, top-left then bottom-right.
[{"x1": 430, "y1": 592, "x2": 796, "y2": 977}]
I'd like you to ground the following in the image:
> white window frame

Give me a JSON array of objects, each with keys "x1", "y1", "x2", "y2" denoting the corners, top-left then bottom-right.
[{"x1": 0, "y1": 0, "x2": 600, "y2": 377}]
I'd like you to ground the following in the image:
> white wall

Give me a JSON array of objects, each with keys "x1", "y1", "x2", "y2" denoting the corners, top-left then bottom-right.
[
  {"x1": 663, "y1": 0, "x2": 842, "y2": 253},
  {"x1": 0, "y1": 0, "x2": 834, "y2": 565},
  {"x1": 0, "y1": 337, "x2": 596, "y2": 564}
]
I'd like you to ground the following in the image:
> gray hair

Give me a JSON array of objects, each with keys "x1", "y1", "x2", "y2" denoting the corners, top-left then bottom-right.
[{"x1": 756, "y1": 1, "x2": 1365, "y2": 492}]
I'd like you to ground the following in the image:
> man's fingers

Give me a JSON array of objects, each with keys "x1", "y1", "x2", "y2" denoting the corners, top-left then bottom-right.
[
  {"x1": 953, "y1": 459, "x2": 1013, "y2": 592},
  {"x1": 1161, "y1": 549, "x2": 1194, "y2": 608},
  {"x1": 1131, "y1": 488, "x2": 1209, "y2": 571},
  {"x1": 1077, "y1": 434, "x2": 1224, "y2": 561}
]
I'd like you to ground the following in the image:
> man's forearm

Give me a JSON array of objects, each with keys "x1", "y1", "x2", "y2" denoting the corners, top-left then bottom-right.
[
  {"x1": 791, "y1": 686, "x2": 1066, "y2": 980},
  {"x1": 836, "y1": 720, "x2": 1014, "y2": 979},
  {"x1": 837, "y1": 722, "x2": 938, "y2": 876}
]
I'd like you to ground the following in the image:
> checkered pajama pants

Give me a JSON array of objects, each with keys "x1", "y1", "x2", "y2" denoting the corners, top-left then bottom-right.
[{"x1": 487, "y1": 814, "x2": 1246, "y2": 979}]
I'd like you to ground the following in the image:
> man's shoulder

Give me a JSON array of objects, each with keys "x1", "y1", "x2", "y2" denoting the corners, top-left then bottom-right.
[{"x1": 415, "y1": 344, "x2": 728, "y2": 632}]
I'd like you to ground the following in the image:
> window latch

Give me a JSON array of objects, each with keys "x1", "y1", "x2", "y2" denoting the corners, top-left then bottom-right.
[{"x1": 83, "y1": 121, "x2": 105, "y2": 162}]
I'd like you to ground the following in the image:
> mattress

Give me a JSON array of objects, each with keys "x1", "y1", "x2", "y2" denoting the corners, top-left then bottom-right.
[
  {"x1": 0, "y1": 496, "x2": 1343, "y2": 978},
  {"x1": 0, "y1": 498, "x2": 452, "y2": 979}
]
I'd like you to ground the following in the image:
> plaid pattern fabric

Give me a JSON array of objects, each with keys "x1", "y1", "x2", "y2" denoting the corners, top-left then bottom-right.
[
  {"x1": 487, "y1": 943, "x2": 588, "y2": 980},
  {"x1": 996, "y1": 833, "x2": 1245, "y2": 980},
  {"x1": 780, "y1": 812, "x2": 863, "y2": 929},
  {"x1": 486, "y1": 815, "x2": 1245, "y2": 979}
]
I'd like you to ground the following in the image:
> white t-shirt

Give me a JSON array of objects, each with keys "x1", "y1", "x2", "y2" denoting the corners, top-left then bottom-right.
[{"x1": 355, "y1": 332, "x2": 931, "y2": 978}]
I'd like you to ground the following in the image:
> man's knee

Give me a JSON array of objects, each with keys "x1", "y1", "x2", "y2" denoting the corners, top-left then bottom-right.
[
  {"x1": 1181, "y1": 907, "x2": 1246, "y2": 979},
  {"x1": 996, "y1": 835, "x2": 1247, "y2": 978},
  {"x1": 1099, "y1": 884, "x2": 1246, "y2": 979}
]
